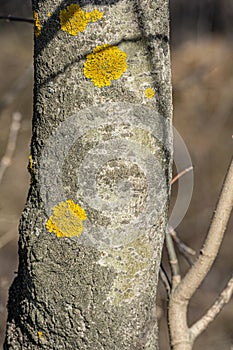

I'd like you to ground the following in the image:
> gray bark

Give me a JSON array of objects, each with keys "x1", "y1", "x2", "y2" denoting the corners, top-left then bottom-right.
[{"x1": 4, "y1": 1, "x2": 172, "y2": 349}]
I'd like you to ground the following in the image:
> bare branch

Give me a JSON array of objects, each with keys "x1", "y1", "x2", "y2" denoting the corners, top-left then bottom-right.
[
  {"x1": 0, "y1": 15, "x2": 34, "y2": 23},
  {"x1": 169, "y1": 227, "x2": 195, "y2": 256},
  {"x1": 165, "y1": 230, "x2": 181, "y2": 286},
  {"x1": 160, "y1": 263, "x2": 171, "y2": 295},
  {"x1": 190, "y1": 275, "x2": 233, "y2": 341},
  {"x1": 171, "y1": 166, "x2": 193, "y2": 185},
  {"x1": 0, "y1": 112, "x2": 22, "y2": 184},
  {"x1": 174, "y1": 157, "x2": 233, "y2": 301},
  {"x1": 168, "y1": 158, "x2": 233, "y2": 350},
  {"x1": 169, "y1": 226, "x2": 196, "y2": 265}
]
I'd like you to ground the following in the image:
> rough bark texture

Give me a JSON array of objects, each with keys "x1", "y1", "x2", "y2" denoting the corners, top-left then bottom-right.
[{"x1": 4, "y1": 1, "x2": 172, "y2": 349}]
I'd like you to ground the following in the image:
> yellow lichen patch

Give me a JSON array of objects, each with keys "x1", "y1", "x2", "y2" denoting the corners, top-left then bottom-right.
[
  {"x1": 46, "y1": 200, "x2": 87, "y2": 238},
  {"x1": 84, "y1": 44, "x2": 128, "y2": 87},
  {"x1": 145, "y1": 87, "x2": 155, "y2": 98},
  {"x1": 48, "y1": 12, "x2": 51, "y2": 17},
  {"x1": 59, "y1": 4, "x2": 103, "y2": 36},
  {"x1": 28, "y1": 154, "x2": 33, "y2": 172},
  {"x1": 33, "y1": 11, "x2": 41, "y2": 37},
  {"x1": 37, "y1": 331, "x2": 43, "y2": 338}
]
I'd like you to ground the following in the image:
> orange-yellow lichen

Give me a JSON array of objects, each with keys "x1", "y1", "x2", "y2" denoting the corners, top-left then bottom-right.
[
  {"x1": 37, "y1": 331, "x2": 43, "y2": 338},
  {"x1": 46, "y1": 200, "x2": 87, "y2": 238},
  {"x1": 84, "y1": 44, "x2": 128, "y2": 87},
  {"x1": 48, "y1": 12, "x2": 51, "y2": 17},
  {"x1": 28, "y1": 154, "x2": 33, "y2": 171},
  {"x1": 59, "y1": 4, "x2": 103, "y2": 36},
  {"x1": 33, "y1": 11, "x2": 41, "y2": 37},
  {"x1": 145, "y1": 87, "x2": 155, "y2": 98}
]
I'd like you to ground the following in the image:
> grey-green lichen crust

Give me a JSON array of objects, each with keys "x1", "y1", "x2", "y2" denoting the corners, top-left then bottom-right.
[
  {"x1": 4, "y1": 0, "x2": 172, "y2": 349},
  {"x1": 39, "y1": 102, "x2": 171, "y2": 248},
  {"x1": 5, "y1": 209, "x2": 164, "y2": 349},
  {"x1": 32, "y1": 0, "x2": 172, "y2": 151}
]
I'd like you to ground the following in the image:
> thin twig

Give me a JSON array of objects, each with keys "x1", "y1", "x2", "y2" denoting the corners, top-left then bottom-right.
[
  {"x1": 0, "y1": 228, "x2": 16, "y2": 249},
  {"x1": 165, "y1": 230, "x2": 181, "y2": 286},
  {"x1": 169, "y1": 227, "x2": 195, "y2": 255},
  {"x1": 0, "y1": 15, "x2": 34, "y2": 23},
  {"x1": 0, "y1": 65, "x2": 32, "y2": 113},
  {"x1": 174, "y1": 157, "x2": 233, "y2": 301},
  {"x1": 160, "y1": 263, "x2": 171, "y2": 295},
  {"x1": 190, "y1": 275, "x2": 233, "y2": 341},
  {"x1": 169, "y1": 226, "x2": 196, "y2": 265},
  {"x1": 0, "y1": 112, "x2": 22, "y2": 184},
  {"x1": 168, "y1": 157, "x2": 233, "y2": 350},
  {"x1": 171, "y1": 166, "x2": 193, "y2": 185}
]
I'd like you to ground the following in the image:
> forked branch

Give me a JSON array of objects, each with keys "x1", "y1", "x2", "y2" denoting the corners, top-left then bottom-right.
[
  {"x1": 175, "y1": 157, "x2": 233, "y2": 301},
  {"x1": 190, "y1": 275, "x2": 233, "y2": 340},
  {"x1": 168, "y1": 157, "x2": 233, "y2": 350}
]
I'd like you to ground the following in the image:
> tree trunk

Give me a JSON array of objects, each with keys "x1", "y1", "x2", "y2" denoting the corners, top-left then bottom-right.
[{"x1": 4, "y1": 1, "x2": 172, "y2": 349}]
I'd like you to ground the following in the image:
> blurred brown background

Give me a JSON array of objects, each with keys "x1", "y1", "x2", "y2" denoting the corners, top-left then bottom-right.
[{"x1": 0, "y1": 1, "x2": 232, "y2": 349}]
